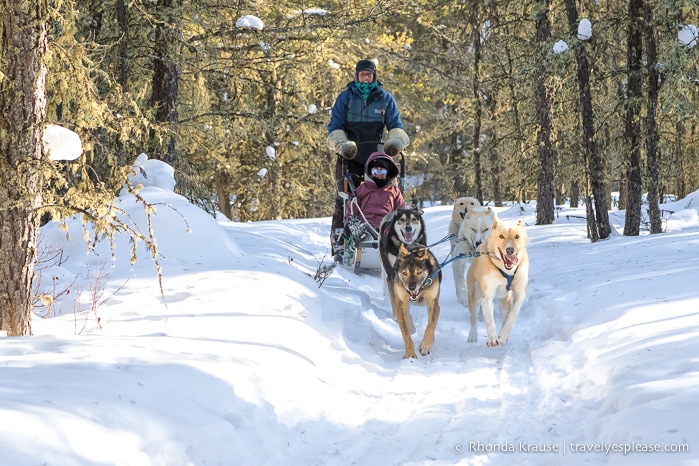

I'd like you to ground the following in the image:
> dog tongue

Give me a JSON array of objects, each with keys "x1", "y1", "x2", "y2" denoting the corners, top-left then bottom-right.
[
  {"x1": 505, "y1": 254, "x2": 519, "y2": 268},
  {"x1": 404, "y1": 231, "x2": 414, "y2": 242}
]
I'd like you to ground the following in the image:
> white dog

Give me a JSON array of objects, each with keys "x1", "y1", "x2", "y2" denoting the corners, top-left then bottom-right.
[
  {"x1": 452, "y1": 207, "x2": 496, "y2": 306},
  {"x1": 467, "y1": 218, "x2": 529, "y2": 346},
  {"x1": 448, "y1": 197, "x2": 481, "y2": 250}
]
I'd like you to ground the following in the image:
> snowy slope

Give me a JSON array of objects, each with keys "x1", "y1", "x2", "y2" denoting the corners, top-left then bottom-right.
[{"x1": 1, "y1": 158, "x2": 697, "y2": 465}]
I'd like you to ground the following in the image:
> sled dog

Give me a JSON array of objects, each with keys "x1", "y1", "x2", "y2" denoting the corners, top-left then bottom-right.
[
  {"x1": 448, "y1": 197, "x2": 481, "y2": 249},
  {"x1": 453, "y1": 207, "x2": 497, "y2": 306},
  {"x1": 387, "y1": 244, "x2": 442, "y2": 359},
  {"x1": 467, "y1": 217, "x2": 529, "y2": 347},
  {"x1": 379, "y1": 208, "x2": 427, "y2": 279}
]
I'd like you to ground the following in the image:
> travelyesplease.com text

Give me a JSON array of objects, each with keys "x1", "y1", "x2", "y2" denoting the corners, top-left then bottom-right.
[{"x1": 456, "y1": 441, "x2": 690, "y2": 455}]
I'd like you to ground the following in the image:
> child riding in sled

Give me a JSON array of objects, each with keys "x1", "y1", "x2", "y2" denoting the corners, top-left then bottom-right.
[{"x1": 344, "y1": 151, "x2": 406, "y2": 243}]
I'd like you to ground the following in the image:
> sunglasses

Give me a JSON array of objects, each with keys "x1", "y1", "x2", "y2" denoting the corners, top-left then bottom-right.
[{"x1": 370, "y1": 167, "x2": 388, "y2": 177}]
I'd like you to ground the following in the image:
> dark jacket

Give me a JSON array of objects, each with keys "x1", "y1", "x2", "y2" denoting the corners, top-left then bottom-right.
[
  {"x1": 346, "y1": 152, "x2": 406, "y2": 230},
  {"x1": 328, "y1": 81, "x2": 405, "y2": 164}
]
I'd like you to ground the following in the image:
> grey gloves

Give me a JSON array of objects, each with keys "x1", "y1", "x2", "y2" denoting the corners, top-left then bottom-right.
[
  {"x1": 327, "y1": 127, "x2": 410, "y2": 159},
  {"x1": 384, "y1": 128, "x2": 410, "y2": 157},
  {"x1": 338, "y1": 141, "x2": 357, "y2": 159},
  {"x1": 327, "y1": 130, "x2": 356, "y2": 159},
  {"x1": 383, "y1": 139, "x2": 403, "y2": 156}
]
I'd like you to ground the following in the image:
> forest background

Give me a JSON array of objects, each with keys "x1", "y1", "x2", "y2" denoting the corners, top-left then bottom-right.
[
  {"x1": 23, "y1": 0, "x2": 699, "y2": 224},
  {"x1": 0, "y1": 0, "x2": 697, "y2": 335}
]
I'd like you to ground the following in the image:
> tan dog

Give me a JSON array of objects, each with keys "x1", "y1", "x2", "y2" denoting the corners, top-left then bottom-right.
[
  {"x1": 466, "y1": 218, "x2": 529, "y2": 346},
  {"x1": 453, "y1": 207, "x2": 496, "y2": 306},
  {"x1": 387, "y1": 244, "x2": 442, "y2": 359}
]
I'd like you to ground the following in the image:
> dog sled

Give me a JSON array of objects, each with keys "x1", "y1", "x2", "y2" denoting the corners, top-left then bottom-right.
[
  {"x1": 334, "y1": 141, "x2": 405, "y2": 273},
  {"x1": 340, "y1": 191, "x2": 382, "y2": 273}
]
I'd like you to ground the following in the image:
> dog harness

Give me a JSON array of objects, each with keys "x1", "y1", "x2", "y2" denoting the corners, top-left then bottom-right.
[{"x1": 498, "y1": 267, "x2": 517, "y2": 291}]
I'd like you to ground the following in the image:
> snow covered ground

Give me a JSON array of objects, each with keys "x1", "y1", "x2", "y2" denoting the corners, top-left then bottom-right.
[{"x1": 2, "y1": 156, "x2": 698, "y2": 465}]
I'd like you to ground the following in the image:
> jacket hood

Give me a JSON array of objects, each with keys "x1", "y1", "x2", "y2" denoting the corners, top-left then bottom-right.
[{"x1": 364, "y1": 151, "x2": 399, "y2": 181}]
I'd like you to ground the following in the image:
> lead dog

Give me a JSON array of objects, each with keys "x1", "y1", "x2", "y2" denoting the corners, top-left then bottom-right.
[
  {"x1": 467, "y1": 217, "x2": 529, "y2": 346},
  {"x1": 379, "y1": 208, "x2": 426, "y2": 282},
  {"x1": 453, "y1": 207, "x2": 496, "y2": 306},
  {"x1": 388, "y1": 244, "x2": 442, "y2": 359}
]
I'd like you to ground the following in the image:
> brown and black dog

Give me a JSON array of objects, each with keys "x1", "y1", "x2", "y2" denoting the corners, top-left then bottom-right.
[{"x1": 386, "y1": 244, "x2": 442, "y2": 359}]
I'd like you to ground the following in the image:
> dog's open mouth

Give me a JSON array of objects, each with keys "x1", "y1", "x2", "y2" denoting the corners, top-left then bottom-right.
[
  {"x1": 499, "y1": 248, "x2": 519, "y2": 270},
  {"x1": 408, "y1": 288, "x2": 421, "y2": 302},
  {"x1": 403, "y1": 230, "x2": 414, "y2": 243},
  {"x1": 403, "y1": 284, "x2": 422, "y2": 302}
]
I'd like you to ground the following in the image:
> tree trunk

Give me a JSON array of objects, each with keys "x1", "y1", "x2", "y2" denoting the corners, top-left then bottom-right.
[
  {"x1": 570, "y1": 180, "x2": 579, "y2": 208},
  {"x1": 565, "y1": 0, "x2": 611, "y2": 239},
  {"x1": 623, "y1": 0, "x2": 644, "y2": 236},
  {"x1": 150, "y1": 0, "x2": 181, "y2": 164},
  {"x1": 471, "y1": 23, "x2": 484, "y2": 204},
  {"x1": 485, "y1": 91, "x2": 502, "y2": 206},
  {"x1": 586, "y1": 195, "x2": 599, "y2": 242},
  {"x1": 673, "y1": 122, "x2": 686, "y2": 199},
  {"x1": 261, "y1": 66, "x2": 282, "y2": 220},
  {"x1": 116, "y1": 0, "x2": 130, "y2": 89},
  {"x1": 644, "y1": 3, "x2": 662, "y2": 234},
  {"x1": 503, "y1": 45, "x2": 527, "y2": 200},
  {"x1": 215, "y1": 172, "x2": 233, "y2": 220},
  {"x1": 534, "y1": 0, "x2": 555, "y2": 225},
  {"x1": 114, "y1": 0, "x2": 131, "y2": 167},
  {"x1": 0, "y1": 0, "x2": 49, "y2": 336}
]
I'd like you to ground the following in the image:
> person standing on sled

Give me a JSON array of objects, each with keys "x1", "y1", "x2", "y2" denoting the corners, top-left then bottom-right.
[
  {"x1": 346, "y1": 152, "x2": 406, "y2": 233},
  {"x1": 327, "y1": 58, "x2": 410, "y2": 262}
]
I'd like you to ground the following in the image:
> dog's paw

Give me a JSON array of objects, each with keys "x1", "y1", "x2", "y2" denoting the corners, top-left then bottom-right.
[
  {"x1": 457, "y1": 291, "x2": 468, "y2": 308},
  {"x1": 467, "y1": 325, "x2": 478, "y2": 342},
  {"x1": 419, "y1": 337, "x2": 434, "y2": 356},
  {"x1": 497, "y1": 333, "x2": 510, "y2": 345},
  {"x1": 486, "y1": 338, "x2": 500, "y2": 347},
  {"x1": 403, "y1": 349, "x2": 418, "y2": 359}
]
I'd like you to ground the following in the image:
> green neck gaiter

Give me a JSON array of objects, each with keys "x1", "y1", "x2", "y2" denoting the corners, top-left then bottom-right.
[{"x1": 355, "y1": 82, "x2": 378, "y2": 100}]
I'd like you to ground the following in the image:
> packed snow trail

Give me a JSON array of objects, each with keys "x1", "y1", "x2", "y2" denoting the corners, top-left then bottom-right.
[
  {"x1": 228, "y1": 207, "x2": 566, "y2": 464},
  {"x1": 228, "y1": 204, "x2": 696, "y2": 465}
]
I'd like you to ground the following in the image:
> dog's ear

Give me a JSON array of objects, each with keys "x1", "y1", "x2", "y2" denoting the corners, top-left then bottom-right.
[
  {"x1": 492, "y1": 215, "x2": 501, "y2": 229},
  {"x1": 516, "y1": 220, "x2": 528, "y2": 242},
  {"x1": 398, "y1": 244, "x2": 410, "y2": 257},
  {"x1": 414, "y1": 247, "x2": 429, "y2": 261}
]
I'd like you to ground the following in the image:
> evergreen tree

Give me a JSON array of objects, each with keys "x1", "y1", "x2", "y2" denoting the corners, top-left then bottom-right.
[
  {"x1": 534, "y1": 0, "x2": 556, "y2": 225},
  {"x1": 623, "y1": 0, "x2": 645, "y2": 236},
  {"x1": 0, "y1": 0, "x2": 50, "y2": 335},
  {"x1": 564, "y1": 0, "x2": 611, "y2": 239}
]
